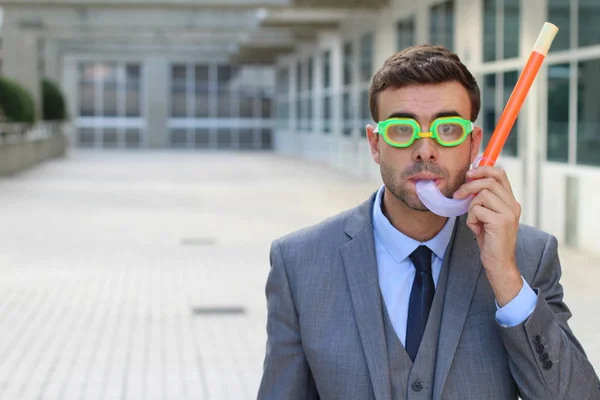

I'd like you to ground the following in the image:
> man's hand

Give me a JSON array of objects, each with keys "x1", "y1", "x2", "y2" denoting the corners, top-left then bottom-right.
[{"x1": 453, "y1": 165, "x2": 523, "y2": 307}]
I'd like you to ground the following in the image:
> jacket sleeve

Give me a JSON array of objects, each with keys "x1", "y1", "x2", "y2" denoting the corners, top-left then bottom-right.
[
  {"x1": 257, "y1": 239, "x2": 319, "y2": 400},
  {"x1": 499, "y1": 234, "x2": 600, "y2": 400}
]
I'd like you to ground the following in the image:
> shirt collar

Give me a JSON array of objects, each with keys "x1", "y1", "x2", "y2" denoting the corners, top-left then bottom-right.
[{"x1": 372, "y1": 184, "x2": 455, "y2": 263}]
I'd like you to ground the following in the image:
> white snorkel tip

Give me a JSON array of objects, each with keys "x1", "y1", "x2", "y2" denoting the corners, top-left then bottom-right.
[{"x1": 414, "y1": 157, "x2": 496, "y2": 217}]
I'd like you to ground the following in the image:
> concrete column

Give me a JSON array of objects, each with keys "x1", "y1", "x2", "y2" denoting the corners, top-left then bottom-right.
[
  {"x1": 144, "y1": 57, "x2": 169, "y2": 148},
  {"x1": 455, "y1": 0, "x2": 483, "y2": 68},
  {"x1": 520, "y1": 0, "x2": 546, "y2": 227},
  {"x1": 314, "y1": 48, "x2": 324, "y2": 134},
  {"x1": 330, "y1": 36, "x2": 343, "y2": 137},
  {"x1": 2, "y1": 18, "x2": 42, "y2": 120},
  {"x1": 43, "y1": 39, "x2": 62, "y2": 83},
  {"x1": 61, "y1": 57, "x2": 78, "y2": 144},
  {"x1": 416, "y1": 1, "x2": 430, "y2": 45},
  {"x1": 289, "y1": 59, "x2": 298, "y2": 134},
  {"x1": 374, "y1": 10, "x2": 397, "y2": 70}
]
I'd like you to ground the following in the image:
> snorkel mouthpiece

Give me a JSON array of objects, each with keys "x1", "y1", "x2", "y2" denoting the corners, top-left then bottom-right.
[{"x1": 415, "y1": 157, "x2": 493, "y2": 217}]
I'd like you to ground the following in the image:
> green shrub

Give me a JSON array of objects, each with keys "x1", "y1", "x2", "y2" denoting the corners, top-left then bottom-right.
[
  {"x1": 42, "y1": 78, "x2": 68, "y2": 121},
  {"x1": 0, "y1": 76, "x2": 36, "y2": 123}
]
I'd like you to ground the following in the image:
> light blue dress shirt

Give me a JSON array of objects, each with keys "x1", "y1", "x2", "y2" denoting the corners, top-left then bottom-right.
[{"x1": 372, "y1": 185, "x2": 537, "y2": 345}]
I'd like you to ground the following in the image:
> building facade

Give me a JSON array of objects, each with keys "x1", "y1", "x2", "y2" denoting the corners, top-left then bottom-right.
[
  {"x1": 272, "y1": 0, "x2": 600, "y2": 252},
  {"x1": 1, "y1": 0, "x2": 600, "y2": 253},
  {"x1": 67, "y1": 60, "x2": 274, "y2": 150}
]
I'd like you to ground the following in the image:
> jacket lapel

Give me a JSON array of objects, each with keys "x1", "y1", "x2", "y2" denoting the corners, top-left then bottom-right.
[
  {"x1": 433, "y1": 215, "x2": 482, "y2": 399},
  {"x1": 341, "y1": 194, "x2": 392, "y2": 400}
]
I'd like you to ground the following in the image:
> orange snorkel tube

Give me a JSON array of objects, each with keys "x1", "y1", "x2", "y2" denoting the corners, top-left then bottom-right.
[
  {"x1": 479, "y1": 22, "x2": 559, "y2": 166},
  {"x1": 416, "y1": 22, "x2": 559, "y2": 217}
]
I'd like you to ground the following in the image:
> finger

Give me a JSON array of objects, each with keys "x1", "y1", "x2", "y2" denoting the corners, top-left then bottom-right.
[
  {"x1": 466, "y1": 166, "x2": 513, "y2": 194},
  {"x1": 468, "y1": 189, "x2": 514, "y2": 215},
  {"x1": 466, "y1": 208, "x2": 483, "y2": 236},
  {"x1": 454, "y1": 177, "x2": 515, "y2": 208},
  {"x1": 467, "y1": 203, "x2": 501, "y2": 226}
]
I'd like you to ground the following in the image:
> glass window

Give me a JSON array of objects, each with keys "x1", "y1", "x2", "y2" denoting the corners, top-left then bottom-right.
[
  {"x1": 217, "y1": 65, "x2": 234, "y2": 117},
  {"x1": 296, "y1": 98, "x2": 303, "y2": 130},
  {"x1": 360, "y1": 32, "x2": 373, "y2": 82},
  {"x1": 342, "y1": 92, "x2": 353, "y2": 135},
  {"x1": 216, "y1": 128, "x2": 232, "y2": 149},
  {"x1": 125, "y1": 64, "x2": 141, "y2": 117},
  {"x1": 503, "y1": 0, "x2": 520, "y2": 59},
  {"x1": 482, "y1": 74, "x2": 496, "y2": 149},
  {"x1": 239, "y1": 92, "x2": 255, "y2": 118},
  {"x1": 217, "y1": 65, "x2": 234, "y2": 83},
  {"x1": 171, "y1": 64, "x2": 187, "y2": 117},
  {"x1": 430, "y1": 4, "x2": 441, "y2": 46},
  {"x1": 483, "y1": 0, "x2": 520, "y2": 61},
  {"x1": 194, "y1": 65, "x2": 210, "y2": 92},
  {"x1": 576, "y1": 58, "x2": 600, "y2": 165},
  {"x1": 170, "y1": 129, "x2": 187, "y2": 147},
  {"x1": 261, "y1": 97, "x2": 272, "y2": 118},
  {"x1": 445, "y1": 1, "x2": 454, "y2": 50},
  {"x1": 195, "y1": 93, "x2": 209, "y2": 118},
  {"x1": 307, "y1": 98, "x2": 313, "y2": 131},
  {"x1": 276, "y1": 67, "x2": 289, "y2": 95},
  {"x1": 78, "y1": 128, "x2": 95, "y2": 146},
  {"x1": 547, "y1": 64, "x2": 570, "y2": 162},
  {"x1": 343, "y1": 42, "x2": 353, "y2": 86},
  {"x1": 102, "y1": 128, "x2": 118, "y2": 147},
  {"x1": 195, "y1": 128, "x2": 210, "y2": 149},
  {"x1": 483, "y1": 0, "x2": 497, "y2": 62},
  {"x1": 323, "y1": 95, "x2": 332, "y2": 133},
  {"x1": 397, "y1": 17, "x2": 415, "y2": 51},
  {"x1": 296, "y1": 61, "x2": 303, "y2": 91},
  {"x1": 361, "y1": 89, "x2": 371, "y2": 125},
  {"x1": 548, "y1": 0, "x2": 570, "y2": 51},
  {"x1": 193, "y1": 65, "x2": 209, "y2": 118},
  {"x1": 277, "y1": 101, "x2": 289, "y2": 129},
  {"x1": 125, "y1": 128, "x2": 141, "y2": 147},
  {"x1": 502, "y1": 70, "x2": 519, "y2": 156},
  {"x1": 430, "y1": 1, "x2": 454, "y2": 51},
  {"x1": 79, "y1": 63, "x2": 95, "y2": 117},
  {"x1": 102, "y1": 63, "x2": 118, "y2": 117},
  {"x1": 238, "y1": 129, "x2": 255, "y2": 150},
  {"x1": 307, "y1": 57, "x2": 314, "y2": 93},
  {"x1": 216, "y1": 94, "x2": 233, "y2": 118},
  {"x1": 322, "y1": 51, "x2": 331, "y2": 89},
  {"x1": 261, "y1": 129, "x2": 272, "y2": 150},
  {"x1": 579, "y1": 0, "x2": 600, "y2": 47}
]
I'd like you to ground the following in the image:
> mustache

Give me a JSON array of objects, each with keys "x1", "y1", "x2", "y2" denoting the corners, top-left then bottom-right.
[{"x1": 401, "y1": 163, "x2": 446, "y2": 179}]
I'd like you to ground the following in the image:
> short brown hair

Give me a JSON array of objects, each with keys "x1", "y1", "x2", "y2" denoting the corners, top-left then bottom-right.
[{"x1": 369, "y1": 44, "x2": 480, "y2": 123}]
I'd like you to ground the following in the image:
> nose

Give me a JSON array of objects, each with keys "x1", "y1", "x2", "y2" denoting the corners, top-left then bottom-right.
[{"x1": 412, "y1": 137, "x2": 438, "y2": 162}]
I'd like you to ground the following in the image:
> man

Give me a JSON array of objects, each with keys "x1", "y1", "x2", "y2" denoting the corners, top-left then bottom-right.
[{"x1": 257, "y1": 45, "x2": 600, "y2": 399}]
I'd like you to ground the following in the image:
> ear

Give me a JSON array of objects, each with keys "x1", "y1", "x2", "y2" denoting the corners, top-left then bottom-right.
[
  {"x1": 366, "y1": 124, "x2": 382, "y2": 165},
  {"x1": 469, "y1": 125, "x2": 483, "y2": 163}
]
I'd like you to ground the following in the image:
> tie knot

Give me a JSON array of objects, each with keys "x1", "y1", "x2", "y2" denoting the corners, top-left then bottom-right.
[{"x1": 409, "y1": 245, "x2": 432, "y2": 273}]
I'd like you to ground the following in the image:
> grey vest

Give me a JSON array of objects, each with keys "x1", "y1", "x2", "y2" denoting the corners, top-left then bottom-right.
[{"x1": 381, "y1": 254, "x2": 451, "y2": 399}]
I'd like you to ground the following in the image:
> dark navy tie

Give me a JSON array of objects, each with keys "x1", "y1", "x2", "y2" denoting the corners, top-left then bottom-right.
[{"x1": 406, "y1": 245, "x2": 435, "y2": 362}]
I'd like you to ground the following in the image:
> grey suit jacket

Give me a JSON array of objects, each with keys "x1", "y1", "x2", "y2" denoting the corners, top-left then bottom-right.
[{"x1": 258, "y1": 192, "x2": 600, "y2": 399}]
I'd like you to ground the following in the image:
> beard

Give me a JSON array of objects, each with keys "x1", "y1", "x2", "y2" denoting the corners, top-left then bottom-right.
[{"x1": 380, "y1": 158, "x2": 470, "y2": 212}]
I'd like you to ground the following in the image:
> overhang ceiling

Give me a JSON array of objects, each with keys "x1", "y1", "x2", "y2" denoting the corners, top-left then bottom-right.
[{"x1": 0, "y1": 0, "x2": 387, "y2": 64}]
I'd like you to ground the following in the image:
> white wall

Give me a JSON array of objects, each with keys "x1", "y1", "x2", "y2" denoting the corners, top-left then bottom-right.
[{"x1": 539, "y1": 163, "x2": 600, "y2": 252}]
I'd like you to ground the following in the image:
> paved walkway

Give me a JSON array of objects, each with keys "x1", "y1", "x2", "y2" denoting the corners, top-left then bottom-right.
[{"x1": 0, "y1": 150, "x2": 598, "y2": 399}]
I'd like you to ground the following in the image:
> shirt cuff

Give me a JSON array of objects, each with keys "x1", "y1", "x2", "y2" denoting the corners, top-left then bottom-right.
[{"x1": 495, "y1": 276, "x2": 538, "y2": 328}]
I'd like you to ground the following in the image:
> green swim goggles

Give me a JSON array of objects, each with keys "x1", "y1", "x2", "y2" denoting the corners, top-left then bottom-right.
[{"x1": 374, "y1": 116, "x2": 474, "y2": 148}]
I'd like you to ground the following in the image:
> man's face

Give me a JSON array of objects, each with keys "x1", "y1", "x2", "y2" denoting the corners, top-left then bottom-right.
[{"x1": 366, "y1": 81, "x2": 483, "y2": 212}]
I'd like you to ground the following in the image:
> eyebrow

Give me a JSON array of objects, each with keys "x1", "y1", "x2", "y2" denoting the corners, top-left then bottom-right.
[{"x1": 384, "y1": 110, "x2": 466, "y2": 120}]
